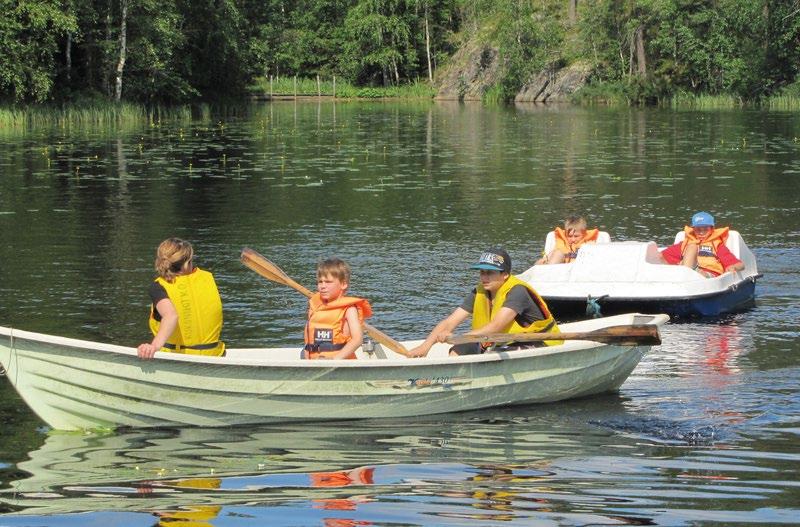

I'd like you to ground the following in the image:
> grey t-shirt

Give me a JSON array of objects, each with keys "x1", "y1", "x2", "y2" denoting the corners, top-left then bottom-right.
[{"x1": 460, "y1": 285, "x2": 545, "y2": 327}]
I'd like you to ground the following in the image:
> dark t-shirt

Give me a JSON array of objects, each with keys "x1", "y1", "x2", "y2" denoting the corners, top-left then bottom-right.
[
  {"x1": 460, "y1": 284, "x2": 545, "y2": 327},
  {"x1": 148, "y1": 281, "x2": 169, "y2": 322}
]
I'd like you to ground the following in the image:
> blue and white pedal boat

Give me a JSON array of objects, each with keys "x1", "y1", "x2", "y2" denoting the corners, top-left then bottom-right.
[{"x1": 519, "y1": 230, "x2": 760, "y2": 319}]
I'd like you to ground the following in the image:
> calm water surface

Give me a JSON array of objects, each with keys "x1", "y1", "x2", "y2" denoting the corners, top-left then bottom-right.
[{"x1": 1, "y1": 102, "x2": 799, "y2": 525}]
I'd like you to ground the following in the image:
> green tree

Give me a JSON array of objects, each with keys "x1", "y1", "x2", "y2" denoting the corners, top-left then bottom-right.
[
  {"x1": 341, "y1": 0, "x2": 417, "y2": 85},
  {"x1": 495, "y1": 0, "x2": 565, "y2": 99},
  {"x1": 0, "y1": 0, "x2": 77, "y2": 102}
]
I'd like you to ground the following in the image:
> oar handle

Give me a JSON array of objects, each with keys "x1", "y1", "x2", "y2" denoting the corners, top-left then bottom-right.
[
  {"x1": 362, "y1": 323, "x2": 411, "y2": 357},
  {"x1": 446, "y1": 325, "x2": 661, "y2": 346},
  {"x1": 447, "y1": 332, "x2": 562, "y2": 345}
]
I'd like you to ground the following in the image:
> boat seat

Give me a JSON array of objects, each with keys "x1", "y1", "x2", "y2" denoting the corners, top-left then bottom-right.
[
  {"x1": 543, "y1": 230, "x2": 610, "y2": 256},
  {"x1": 672, "y1": 229, "x2": 745, "y2": 259}
]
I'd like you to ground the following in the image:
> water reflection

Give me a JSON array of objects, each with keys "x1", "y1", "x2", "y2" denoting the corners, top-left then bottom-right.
[
  {"x1": 1, "y1": 400, "x2": 798, "y2": 524},
  {"x1": 2, "y1": 102, "x2": 800, "y2": 525}
]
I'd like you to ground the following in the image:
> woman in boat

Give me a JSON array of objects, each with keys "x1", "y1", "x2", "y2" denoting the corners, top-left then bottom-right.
[
  {"x1": 137, "y1": 238, "x2": 225, "y2": 359},
  {"x1": 303, "y1": 258, "x2": 372, "y2": 360},
  {"x1": 407, "y1": 248, "x2": 560, "y2": 358},
  {"x1": 536, "y1": 215, "x2": 599, "y2": 265},
  {"x1": 659, "y1": 212, "x2": 745, "y2": 278}
]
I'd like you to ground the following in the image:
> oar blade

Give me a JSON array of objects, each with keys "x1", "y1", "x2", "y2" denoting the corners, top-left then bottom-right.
[
  {"x1": 241, "y1": 247, "x2": 314, "y2": 297},
  {"x1": 241, "y1": 248, "x2": 289, "y2": 284}
]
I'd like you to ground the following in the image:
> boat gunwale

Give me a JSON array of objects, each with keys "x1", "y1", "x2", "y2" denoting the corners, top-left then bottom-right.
[{"x1": 0, "y1": 316, "x2": 666, "y2": 370}]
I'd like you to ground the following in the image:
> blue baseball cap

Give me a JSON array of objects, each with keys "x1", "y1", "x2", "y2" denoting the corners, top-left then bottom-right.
[
  {"x1": 471, "y1": 248, "x2": 511, "y2": 273},
  {"x1": 691, "y1": 211, "x2": 715, "y2": 227}
]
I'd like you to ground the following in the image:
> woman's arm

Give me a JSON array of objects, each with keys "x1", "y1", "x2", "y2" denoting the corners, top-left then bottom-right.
[{"x1": 137, "y1": 298, "x2": 178, "y2": 359}]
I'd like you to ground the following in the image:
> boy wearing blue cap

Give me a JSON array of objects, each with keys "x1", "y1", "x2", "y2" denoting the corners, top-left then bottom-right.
[
  {"x1": 660, "y1": 212, "x2": 744, "y2": 277},
  {"x1": 407, "y1": 248, "x2": 559, "y2": 357}
]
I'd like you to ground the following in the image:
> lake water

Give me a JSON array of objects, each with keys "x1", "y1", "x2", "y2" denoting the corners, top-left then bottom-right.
[{"x1": 1, "y1": 101, "x2": 799, "y2": 525}]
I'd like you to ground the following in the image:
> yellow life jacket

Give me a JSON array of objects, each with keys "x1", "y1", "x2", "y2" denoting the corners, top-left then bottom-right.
[
  {"x1": 681, "y1": 226, "x2": 729, "y2": 276},
  {"x1": 148, "y1": 268, "x2": 225, "y2": 356},
  {"x1": 304, "y1": 293, "x2": 372, "y2": 358},
  {"x1": 472, "y1": 275, "x2": 561, "y2": 346},
  {"x1": 553, "y1": 227, "x2": 600, "y2": 263},
  {"x1": 156, "y1": 505, "x2": 221, "y2": 527}
]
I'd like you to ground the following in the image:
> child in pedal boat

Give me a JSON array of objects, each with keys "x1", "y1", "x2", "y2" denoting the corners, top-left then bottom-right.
[
  {"x1": 659, "y1": 211, "x2": 744, "y2": 277},
  {"x1": 536, "y1": 215, "x2": 600, "y2": 265}
]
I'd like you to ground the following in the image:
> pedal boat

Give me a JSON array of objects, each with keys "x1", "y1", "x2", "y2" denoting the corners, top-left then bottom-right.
[{"x1": 519, "y1": 230, "x2": 760, "y2": 318}]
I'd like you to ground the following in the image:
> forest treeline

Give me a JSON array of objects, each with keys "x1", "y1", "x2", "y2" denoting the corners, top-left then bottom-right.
[{"x1": 1, "y1": 0, "x2": 799, "y2": 106}]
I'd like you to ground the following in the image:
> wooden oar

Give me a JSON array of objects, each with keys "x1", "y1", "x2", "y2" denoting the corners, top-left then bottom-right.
[
  {"x1": 240, "y1": 247, "x2": 411, "y2": 357},
  {"x1": 446, "y1": 324, "x2": 661, "y2": 347}
]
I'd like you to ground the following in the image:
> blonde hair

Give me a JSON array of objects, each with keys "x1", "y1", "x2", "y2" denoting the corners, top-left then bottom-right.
[
  {"x1": 564, "y1": 215, "x2": 587, "y2": 232},
  {"x1": 155, "y1": 238, "x2": 194, "y2": 283},
  {"x1": 317, "y1": 258, "x2": 351, "y2": 284}
]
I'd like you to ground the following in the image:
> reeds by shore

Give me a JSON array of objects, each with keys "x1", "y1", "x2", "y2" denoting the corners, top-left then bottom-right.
[
  {"x1": 250, "y1": 76, "x2": 435, "y2": 99},
  {"x1": 0, "y1": 102, "x2": 201, "y2": 130}
]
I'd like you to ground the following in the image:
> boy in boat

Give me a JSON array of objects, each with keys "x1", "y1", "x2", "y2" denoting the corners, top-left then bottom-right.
[
  {"x1": 407, "y1": 248, "x2": 560, "y2": 357},
  {"x1": 303, "y1": 258, "x2": 372, "y2": 360},
  {"x1": 137, "y1": 238, "x2": 225, "y2": 359},
  {"x1": 659, "y1": 211, "x2": 745, "y2": 277},
  {"x1": 536, "y1": 215, "x2": 600, "y2": 264}
]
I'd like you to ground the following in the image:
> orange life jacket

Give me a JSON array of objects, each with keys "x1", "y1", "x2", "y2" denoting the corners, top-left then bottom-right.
[
  {"x1": 680, "y1": 226, "x2": 729, "y2": 276},
  {"x1": 304, "y1": 293, "x2": 372, "y2": 358},
  {"x1": 553, "y1": 227, "x2": 600, "y2": 263},
  {"x1": 310, "y1": 467, "x2": 375, "y2": 488}
]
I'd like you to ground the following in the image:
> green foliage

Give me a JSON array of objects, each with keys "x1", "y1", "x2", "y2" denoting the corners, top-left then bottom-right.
[
  {"x1": 340, "y1": 0, "x2": 416, "y2": 85},
  {"x1": 481, "y1": 83, "x2": 505, "y2": 104},
  {"x1": 250, "y1": 75, "x2": 435, "y2": 98},
  {"x1": 0, "y1": 0, "x2": 77, "y2": 102},
  {"x1": 569, "y1": 81, "x2": 629, "y2": 105},
  {"x1": 493, "y1": 0, "x2": 565, "y2": 101},
  {"x1": 0, "y1": 99, "x2": 195, "y2": 129},
  {"x1": 578, "y1": 0, "x2": 800, "y2": 103},
  {"x1": 0, "y1": 0, "x2": 798, "y2": 105},
  {"x1": 122, "y1": 0, "x2": 198, "y2": 102}
]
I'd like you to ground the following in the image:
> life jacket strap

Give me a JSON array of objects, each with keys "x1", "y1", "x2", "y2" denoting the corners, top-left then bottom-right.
[
  {"x1": 303, "y1": 343, "x2": 346, "y2": 352},
  {"x1": 163, "y1": 341, "x2": 220, "y2": 351}
]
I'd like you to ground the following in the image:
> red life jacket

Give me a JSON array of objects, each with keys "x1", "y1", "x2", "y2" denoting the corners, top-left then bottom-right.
[
  {"x1": 553, "y1": 227, "x2": 600, "y2": 263},
  {"x1": 680, "y1": 226, "x2": 730, "y2": 276},
  {"x1": 304, "y1": 293, "x2": 372, "y2": 358}
]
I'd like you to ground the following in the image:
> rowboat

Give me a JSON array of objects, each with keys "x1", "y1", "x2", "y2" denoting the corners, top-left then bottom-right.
[
  {"x1": 0, "y1": 313, "x2": 667, "y2": 431},
  {"x1": 519, "y1": 230, "x2": 760, "y2": 318}
]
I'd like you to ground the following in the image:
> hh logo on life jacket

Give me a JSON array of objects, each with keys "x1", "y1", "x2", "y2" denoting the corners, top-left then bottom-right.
[
  {"x1": 314, "y1": 328, "x2": 333, "y2": 343},
  {"x1": 698, "y1": 244, "x2": 715, "y2": 257}
]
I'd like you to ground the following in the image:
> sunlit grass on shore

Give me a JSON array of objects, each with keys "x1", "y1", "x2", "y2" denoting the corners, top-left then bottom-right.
[
  {"x1": 572, "y1": 81, "x2": 800, "y2": 109},
  {"x1": 765, "y1": 95, "x2": 800, "y2": 110},
  {"x1": 669, "y1": 93, "x2": 800, "y2": 110},
  {"x1": 666, "y1": 93, "x2": 743, "y2": 109},
  {"x1": 0, "y1": 102, "x2": 200, "y2": 130},
  {"x1": 250, "y1": 76, "x2": 436, "y2": 99}
]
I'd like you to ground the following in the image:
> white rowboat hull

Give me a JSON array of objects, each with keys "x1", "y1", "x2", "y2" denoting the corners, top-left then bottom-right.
[{"x1": 1, "y1": 313, "x2": 668, "y2": 431}]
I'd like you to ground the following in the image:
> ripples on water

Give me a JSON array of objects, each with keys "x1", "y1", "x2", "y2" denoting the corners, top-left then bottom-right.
[{"x1": 1, "y1": 103, "x2": 800, "y2": 525}]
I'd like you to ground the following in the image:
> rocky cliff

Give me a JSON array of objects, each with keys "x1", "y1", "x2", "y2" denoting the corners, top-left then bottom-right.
[{"x1": 434, "y1": 38, "x2": 591, "y2": 102}]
